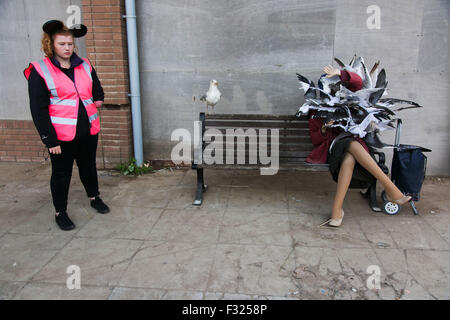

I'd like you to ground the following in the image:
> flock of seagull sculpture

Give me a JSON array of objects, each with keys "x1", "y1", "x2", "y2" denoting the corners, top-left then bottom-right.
[{"x1": 295, "y1": 55, "x2": 422, "y2": 148}]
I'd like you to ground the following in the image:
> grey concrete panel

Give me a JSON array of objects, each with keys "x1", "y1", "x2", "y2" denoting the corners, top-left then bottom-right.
[
  {"x1": 136, "y1": 0, "x2": 336, "y2": 72},
  {"x1": 417, "y1": 0, "x2": 450, "y2": 72},
  {"x1": 0, "y1": 0, "x2": 84, "y2": 120},
  {"x1": 382, "y1": 71, "x2": 449, "y2": 175},
  {"x1": 335, "y1": 0, "x2": 425, "y2": 34},
  {"x1": 333, "y1": 32, "x2": 422, "y2": 73}
]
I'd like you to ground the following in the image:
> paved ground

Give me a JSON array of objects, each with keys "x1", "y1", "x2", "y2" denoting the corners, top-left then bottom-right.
[{"x1": 0, "y1": 161, "x2": 449, "y2": 300}]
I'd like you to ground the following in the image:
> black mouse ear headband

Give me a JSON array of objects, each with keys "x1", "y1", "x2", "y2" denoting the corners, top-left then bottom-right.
[{"x1": 42, "y1": 20, "x2": 88, "y2": 38}]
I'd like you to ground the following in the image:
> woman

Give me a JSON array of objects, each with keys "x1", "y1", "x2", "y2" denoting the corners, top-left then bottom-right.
[
  {"x1": 24, "y1": 20, "x2": 110, "y2": 230},
  {"x1": 307, "y1": 65, "x2": 411, "y2": 227}
]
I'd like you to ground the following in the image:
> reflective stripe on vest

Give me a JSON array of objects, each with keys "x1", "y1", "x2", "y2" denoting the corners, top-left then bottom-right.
[
  {"x1": 89, "y1": 113, "x2": 98, "y2": 122},
  {"x1": 50, "y1": 116, "x2": 77, "y2": 125},
  {"x1": 37, "y1": 60, "x2": 59, "y2": 99},
  {"x1": 83, "y1": 98, "x2": 94, "y2": 106},
  {"x1": 81, "y1": 61, "x2": 92, "y2": 82},
  {"x1": 50, "y1": 98, "x2": 78, "y2": 106}
]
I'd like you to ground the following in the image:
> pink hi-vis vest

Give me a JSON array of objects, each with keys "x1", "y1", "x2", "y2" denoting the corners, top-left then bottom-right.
[{"x1": 24, "y1": 57, "x2": 100, "y2": 141}]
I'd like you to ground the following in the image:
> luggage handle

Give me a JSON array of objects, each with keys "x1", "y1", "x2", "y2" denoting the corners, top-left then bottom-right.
[{"x1": 394, "y1": 119, "x2": 402, "y2": 147}]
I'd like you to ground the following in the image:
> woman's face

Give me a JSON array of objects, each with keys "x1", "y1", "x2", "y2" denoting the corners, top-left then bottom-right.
[{"x1": 52, "y1": 34, "x2": 74, "y2": 60}]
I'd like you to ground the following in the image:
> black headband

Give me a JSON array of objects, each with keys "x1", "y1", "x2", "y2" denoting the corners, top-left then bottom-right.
[{"x1": 42, "y1": 20, "x2": 88, "y2": 38}]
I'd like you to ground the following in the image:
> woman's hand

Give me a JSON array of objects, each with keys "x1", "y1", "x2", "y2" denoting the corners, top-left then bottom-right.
[
  {"x1": 94, "y1": 101, "x2": 103, "y2": 108},
  {"x1": 321, "y1": 120, "x2": 335, "y2": 134},
  {"x1": 323, "y1": 65, "x2": 341, "y2": 78},
  {"x1": 49, "y1": 146, "x2": 62, "y2": 154}
]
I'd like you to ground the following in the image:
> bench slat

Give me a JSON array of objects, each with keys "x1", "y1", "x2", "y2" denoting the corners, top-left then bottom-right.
[
  {"x1": 205, "y1": 120, "x2": 308, "y2": 129},
  {"x1": 205, "y1": 114, "x2": 307, "y2": 121},
  {"x1": 195, "y1": 163, "x2": 329, "y2": 171},
  {"x1": 203, "y1": 135, "x2": 311, "y2": 144},
  {"x1": 201, "y1": 143, "x2": 313, "y2": 152},
  {"x1": 204, "y1": 128, "x2": 311, "y2": 136}
]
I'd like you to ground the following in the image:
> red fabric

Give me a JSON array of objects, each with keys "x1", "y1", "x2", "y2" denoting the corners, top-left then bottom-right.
[
  {"x1": 305, "y1": 118, "x2": 369, "y2": 164},
  {"x1": 306, "y1": 117, "x2": 339, "y2": 164},
  {"x1": 340, "y1": 70, "x2": 363, "y2": 92}
]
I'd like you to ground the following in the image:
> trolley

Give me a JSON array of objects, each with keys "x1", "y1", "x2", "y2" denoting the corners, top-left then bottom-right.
[{"x1": 380, "y1": 119, "x2": 432, "y2": 215}]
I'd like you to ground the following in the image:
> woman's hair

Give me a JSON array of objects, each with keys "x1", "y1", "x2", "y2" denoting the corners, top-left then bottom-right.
[{"x1": 41, "y1": 26, "x2": 76, "y2": 57}]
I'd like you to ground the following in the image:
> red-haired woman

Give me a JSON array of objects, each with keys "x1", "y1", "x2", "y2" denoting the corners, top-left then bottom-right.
[
  {"x1": 24, "y1": 20, "x2": 110, "y2": 230},
  {"x1": 306, "y1": 66, "x2": 411, "y2": 227}
]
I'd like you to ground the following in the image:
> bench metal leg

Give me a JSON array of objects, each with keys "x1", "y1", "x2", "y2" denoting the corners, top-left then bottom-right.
[
  {"x1": 368, "y1": 184, "x2": 382, "y2": 212},
  {"x1": 361, "y1": 183, "x2": 382, "y2": 212},
  {"x1": 193, "y1": 168, "x2": 207, "y2": 206}
]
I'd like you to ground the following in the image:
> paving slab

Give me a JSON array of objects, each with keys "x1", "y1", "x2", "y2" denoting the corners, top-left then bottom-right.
[
  {"x1": 119, "y1": 241, "x2": 216, "y2": 291},
  {"x1": 0, "y1": 233, "x2": 71, "y2": 282},
  {"x1": 204, "y1": 292, "x2": 297, "y2": 300},
  {"x1": 76, "y1": 207, "x2": 163, "y2": 240},
  {"x1": 108, "y1": 184, "x2": 173, "y2": 209},
  {"x1": 290, "y1": 246, "x2": 385, "y2": 300},
  {"x1": 109, "y1": 287, "x2": 166, "y2": 300},
  {"x1": 288, "y1": 214, "x2": 371, "y2": 249},
  {"x1": 227, "y1": 186, "x2": 289, "y2": 214},
  {"x1": 219, "y1": 210, "x2": 292, "y2": 246},
  {"x1": 378, "y1": 217, "x2": 449, "y2": 250},
  {"x1": 207, "y1": 244, "x2": 297, "y2": 297},
  {"x1": 9, "y1": 203, "x2": 94, "y2": 236},
  {"x1": 357, "y1": 216, "x2": 398, "y2": 249},
  {"x1": 0, "y1": 202, "x2": 37, "y2": 233},
  {"x1": 287, "y1": 190, "x2": 334, "y2": 216},
  {"x1": 0, "y1": 281, "x2": 27, "y2": 300},
  {"x1": 146, "y1": 208, "x2": 223, "y2": 244},
  {"x1": 110, "y1": 287, "x2": 215, "y2": 300},
  {"x1": 373, "y1": 248, "x2": 435, "y2": 300},
  {"x1": 404, "y1": 249, "x2": 450, "y2": 299},
  {"x1": 32, "y1": 238, "x2": 143, "y2": 287},
  {"x1": 422, "y1": 215, "x2": 450, "y2": 246},
  {"x1": 13, "y1": 283, "x2": 113, "y2": 300}
]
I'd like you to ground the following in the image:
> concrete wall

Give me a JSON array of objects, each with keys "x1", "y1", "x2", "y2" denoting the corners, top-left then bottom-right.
[
  {"x1": 0, "y1": 0, "x2": 85, "y2": 120},
  {"x1": 135, "y1": 0, "x2": 449, "y2": 175}
]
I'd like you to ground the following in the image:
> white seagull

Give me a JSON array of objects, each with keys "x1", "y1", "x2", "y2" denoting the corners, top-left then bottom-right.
[{"x1": 200, "y1": 80, "x2": 221, "y2": 114}]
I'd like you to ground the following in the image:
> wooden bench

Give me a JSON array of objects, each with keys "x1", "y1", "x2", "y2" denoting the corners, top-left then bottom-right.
[{"x1": 191, "y1": 112, "x2": 386, "y2": 210}]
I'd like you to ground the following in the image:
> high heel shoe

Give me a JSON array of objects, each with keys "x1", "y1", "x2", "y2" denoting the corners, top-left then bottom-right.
[
  {"x1": 319, "y1": 209, "x2": 344, "y2": 228},
  {"x1": 387, "y1": 194, "x2": 412, "y2": 206}
]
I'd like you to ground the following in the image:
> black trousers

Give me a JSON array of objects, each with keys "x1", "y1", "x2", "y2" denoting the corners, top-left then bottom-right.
[{"x1": 49, "y1": 134, "x2": 99, "y2": 212}]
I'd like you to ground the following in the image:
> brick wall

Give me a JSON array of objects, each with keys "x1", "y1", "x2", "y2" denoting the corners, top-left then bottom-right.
[
  {"x1": 0, "y1": 121, "x2": 45, "y2": 162},
  {"x1": 82, "y1": 0, "x2": 130, "y2": 105},
  {"x1": 83, "y1": 0, "x2": 133, "y2": 168},
  {"x1": 0, "y1": 0, "x2": 133, "y2": 168}
]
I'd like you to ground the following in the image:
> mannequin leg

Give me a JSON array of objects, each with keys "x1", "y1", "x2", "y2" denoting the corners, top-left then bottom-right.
[
  {"x1": 331, "y1": 152, "x2": 355, "y2": 219},
  {"x1": 347, "y1": 141, "x2": 403, "y2": 200}
]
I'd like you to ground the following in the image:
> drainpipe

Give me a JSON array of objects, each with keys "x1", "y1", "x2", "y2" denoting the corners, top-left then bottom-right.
[{"x1": 124, "y1": 0, "x2": 144, "y2": 166}]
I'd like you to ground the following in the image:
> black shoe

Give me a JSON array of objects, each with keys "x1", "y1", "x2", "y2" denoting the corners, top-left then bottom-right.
[
  {"x1": 90, "y1": 196, "x2": 110, "y2": 214},
  {"x1": 55, "y1": 211, "x2": 75, "y2": 231}
]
